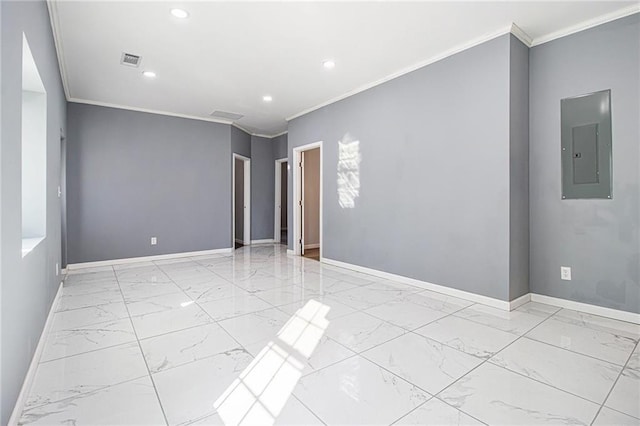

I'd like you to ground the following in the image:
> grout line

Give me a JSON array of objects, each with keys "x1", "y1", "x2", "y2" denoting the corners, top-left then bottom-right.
[
  {"x1": 590, "y1": 339, "x2": 640, "y2": 424},
  {"x1": 112, "y1": 265, "x2": 170, "y2": 426},
  {"x1": 413, "y1": 310, "x2": 560, "y2": 422},
  {"x1": 38, "y1": 246, "x2": 640, "y2": 425}
]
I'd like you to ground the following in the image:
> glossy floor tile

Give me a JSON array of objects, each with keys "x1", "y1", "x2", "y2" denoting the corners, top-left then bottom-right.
[{"x1": 18, "y1": 245, "x2": 640, "y2": 425}]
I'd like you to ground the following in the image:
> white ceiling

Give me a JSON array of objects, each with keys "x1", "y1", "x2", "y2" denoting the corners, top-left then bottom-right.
[{"x1": 49, "y1": 1, "x2": 639, "y2": 136}]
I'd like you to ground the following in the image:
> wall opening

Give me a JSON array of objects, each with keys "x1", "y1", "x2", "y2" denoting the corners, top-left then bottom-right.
[{"x1": 21, "y1": 34, "x2": 47, "y2": 256}]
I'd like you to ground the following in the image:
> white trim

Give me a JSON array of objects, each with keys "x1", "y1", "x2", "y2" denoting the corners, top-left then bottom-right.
[
  {"x1": 66, "y1": 248, "x2": 233, "y2": 270},
  {"x1": 286, "y1": 9, "x2": 640, "y2": 122},
  {"x1": 46, "y1": 1, "x2": 71, "y2": 100},
  {"x1": 319, "y1": 257, "x2": 640, "y2": 322},
  {"x1": 274, "y1": 157, "x2": 288, "y2": 242},
  {"x1": 9, "y1": 282, "x2": 64, "y2": 425},
  {"x1": 287, "y1": 26, "x2": 513, "y2": 122},
  {"x1": 293, "y1": 142, "x2": 323, "y2": 259},
  {"x1": 252, "y1": 130, "x2": 288, "y2": 139},
  {"x1": 70, "y1": 98, "x2": 234, "y2": 126},
  {"x1": 61, "y1": 268, "x2": 67, "y2": 275},
  {"x1": 232, "y1": 154, "x2": 251, "y2": 247},
  {"x1": 510, "y1": 23, "x2": 533, "y2": 47},
  {"x1": 251, "y1": 239, "x2": 275, "y2": 245},
  {"x1": 304, "y1": 243, "x2": 320, "y2": 250},
  {"x1": 286, "y1": 249, "x2": 295, "y2": 255},
  {"x1": 65, "y1": 99, "x2": 288, "y2": 138},
  {"x1": 509, "y1": 293, "x2": 531, "y2": 311},
  {"x1": 530, "y1": 294, "x2": 640, "y2": 325},
  {"x1": 268, "y1": 131, "x2": 288, "y2": 139},
  {"x1": 531, "y1": 6, "x2": 640, "y2": 47},
  {"x1": 322, "y1": 257, "x2": 511, "y2": 310}
]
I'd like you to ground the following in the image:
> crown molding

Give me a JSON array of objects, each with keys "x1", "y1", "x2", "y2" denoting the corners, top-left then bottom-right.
[
  {"x1": 286, "y1": 25, "x2": 513, "y2": 122},
  {"x1": 68, "y1": 97, "x2": 237, "y2": 125},
  {"x1": 69, "y1": 98, "x2": 288, "y2": 139},
  {"x1": 531, "y1": 5, "x2": 640, "y2": 47},
  {"x1": 47, "y1": 0, "x2": 71, "y2": 100},
  {"x1": 270, "y1": 130, "x2": 289, "y2": 138},
  {"x1": 510, "y1": 22, "x2": 533, "y2": 47}
]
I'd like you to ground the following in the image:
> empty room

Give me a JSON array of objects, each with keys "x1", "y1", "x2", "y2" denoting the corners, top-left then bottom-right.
[{"x1": 1, "y1": 1, "x2": 640, "y2": 425}]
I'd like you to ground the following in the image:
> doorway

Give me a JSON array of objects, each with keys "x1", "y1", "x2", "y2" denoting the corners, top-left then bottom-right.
[
  {"x1": 293, "y1": 142, "x2": 322, "y2": 261},
  {"x1": 232, "y1": 154, "x2": 251, "y2": 249},
  {"x1": 60, "y1": 130, "x2": 67, "y2": 269},
  {"x1": 274, "y1": 158, "x2": 287, "y2": 244}
]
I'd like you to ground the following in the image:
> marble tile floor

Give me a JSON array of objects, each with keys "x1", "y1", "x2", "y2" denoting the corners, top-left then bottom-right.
[{"x1": 17, "y1": 245, "x2": 640, "y2": 425}]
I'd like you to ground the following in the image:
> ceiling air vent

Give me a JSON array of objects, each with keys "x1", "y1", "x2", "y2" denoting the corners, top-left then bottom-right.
[
  {"x1": 210, "y1": 110, "x2": 244, "y2": 121},
  {"x1": 120, "y1": 52, "x2": 141, "y2": 67}
]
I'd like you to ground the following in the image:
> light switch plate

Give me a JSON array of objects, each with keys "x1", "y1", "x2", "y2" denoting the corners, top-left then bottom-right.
[
  {"x1": 151, "y1": 237, "x2": 157, "y2": 245},
  {"x1": 561, "y1": 266, "x2": 572, "y2": 281}
]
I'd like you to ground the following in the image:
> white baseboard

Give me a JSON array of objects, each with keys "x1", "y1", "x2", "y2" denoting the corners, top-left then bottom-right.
[
  {"x1": 530, "y1": 294, "x2": 640, "y2": 325},
  {"x1": 251, "y1": 239, "x2": 275, "y2": 245},
  {"x1": 322, "y1": 258, "x2": 511, "y2": 310},
  {"x1": 304, "y1": 243, "x2": 320, "y2": 250},
  {"x1": 9, "y1": 281, "x2": 64, "y2": 424},
  {"x1": 286, "y1": 249, "x2": 294, "y2": 255},
  {"x1": 321, "y1": 258, "x2": 639, "y2": 321},
  {"x1": 67, "y1": 248, "x2": 233, "y2": 270},
  {"x1": 509, "y1": 293, "x2": 531, "y2": 310}
]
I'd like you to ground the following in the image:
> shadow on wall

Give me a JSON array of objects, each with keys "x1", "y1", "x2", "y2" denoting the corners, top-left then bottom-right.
[{"x1": 337, "y1": 133, "x2": 361, "y2": 209}]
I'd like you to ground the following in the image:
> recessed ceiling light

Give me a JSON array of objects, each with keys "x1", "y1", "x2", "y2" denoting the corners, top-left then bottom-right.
[
  {"x1": 142, "y1": 71, "x2": 156, "y2": 78},
  {"x1": 263, "y1": 95, "x2": 273, "y2": 102},
  {"x1": 170, "y1": 8, "x2": 189, "y2": 19},
  {"x1": 323, "y1": 60, "x2": 336, "y2": 69}
]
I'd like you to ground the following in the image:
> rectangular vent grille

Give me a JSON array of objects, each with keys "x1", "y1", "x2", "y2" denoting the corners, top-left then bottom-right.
[
  {"x1": 120, "y1": 52, "x2": 141, "y2": 67},
  {"x1": 210, "y1": 110, "x2": 244, "y2": 121}
]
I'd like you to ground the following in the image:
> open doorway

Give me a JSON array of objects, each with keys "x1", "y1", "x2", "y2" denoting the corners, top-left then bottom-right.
[
  {"x1": 60, "y1": 130, "x2": 67, "y2": 269},
  {"x1": 232, "y1": 154, "x2": 251, "y2": 249},
  {"x1": 293, "y1": 142, "x2": 322, "y2": 261},
  {"x1": 274, "y1": 158, "x2": 287, "y2": 244}
]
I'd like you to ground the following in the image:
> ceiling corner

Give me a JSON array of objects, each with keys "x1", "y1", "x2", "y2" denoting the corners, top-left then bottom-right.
[
  {"x1": 510, "y1": 23, "x2": 533, "y2": 47},
  {"x1": 47, "y1": 0, "x2": 71, "y2": 101}
]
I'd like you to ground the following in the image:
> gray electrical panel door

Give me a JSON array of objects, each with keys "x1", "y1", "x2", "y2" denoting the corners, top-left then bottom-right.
[{"x1": 561, "y1": 90, "x2": 612, "y2": 199}]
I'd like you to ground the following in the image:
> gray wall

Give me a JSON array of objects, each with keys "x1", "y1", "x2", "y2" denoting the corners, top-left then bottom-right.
[
  {"x1": 67, "y1": 103, "x2": 232, "y2": 263},
  {"x1": 288, "y1": 35, "x2": 514, "y2": 301},
  {"x1": 273, "y1": 133, "x2": 288, "y2": 160},
  {"x1": 530, "y1": 14, "x2": 640, "y2": 313},
  {"x1": 509, "y1": 35, "x2": 530, "y2": 300},
  {"x1": 250, "y1": 136, "x2": 275, "y2": 241},
  {"x1": 1, "y1": 1, "x2": 67, "y2": 423},
  {"x1": 231, "y1": 125, "x2": 251, "y2": 158}
]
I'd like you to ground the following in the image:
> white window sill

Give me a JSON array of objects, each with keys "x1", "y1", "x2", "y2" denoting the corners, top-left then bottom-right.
[{"x1": 22, "y1": 237, "x2": 44, "y2": 257}]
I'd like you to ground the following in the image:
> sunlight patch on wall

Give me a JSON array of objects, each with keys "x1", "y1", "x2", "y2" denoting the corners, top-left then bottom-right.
[{"x1": 337, "y1": 134, "x2": 361, "y2": 209}]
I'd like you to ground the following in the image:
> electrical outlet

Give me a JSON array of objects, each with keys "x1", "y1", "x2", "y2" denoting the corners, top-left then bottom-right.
[
  {"x1": 55, "y1": 262, "x2": 59, "y2": 276},
  {"x1": 151, "y1": 237, "x2": 157, "y2": 245},
  {"x1": 561, "y1": 266, "x2": 572, "y2": 281}
]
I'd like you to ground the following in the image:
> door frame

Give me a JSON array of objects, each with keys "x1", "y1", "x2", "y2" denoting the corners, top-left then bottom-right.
[
  {"x1": 292, "y1": 141, "x2": 322, "y2": 258},
  {"x1": 274, "y1": 158, "x2": 287, "y2": 243},
  {"x1": 232, "y1": 153, "x2": 251, "y2": 246}
]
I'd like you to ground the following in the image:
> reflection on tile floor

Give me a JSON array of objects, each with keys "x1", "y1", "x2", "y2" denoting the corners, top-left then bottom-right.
[{"x1": 18, "y1": 245, "x2": 640, "y2": 425}]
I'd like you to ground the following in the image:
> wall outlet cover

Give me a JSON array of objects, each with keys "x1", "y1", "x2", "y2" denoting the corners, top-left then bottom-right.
[
  {"x1": 561, "y1": 266, "x2": 572, "y2": 281},
  {"x1": 151, "y1": 237, "x2": 157, "y2": 245}
]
